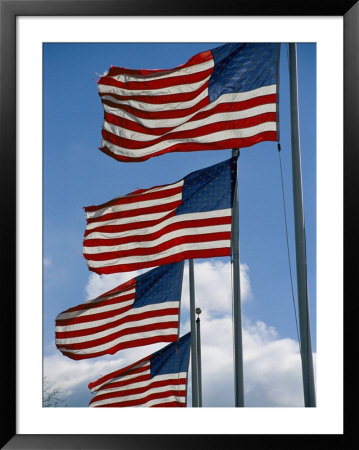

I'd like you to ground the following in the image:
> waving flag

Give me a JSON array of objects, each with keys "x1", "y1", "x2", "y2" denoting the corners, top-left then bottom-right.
[
  {"x1": 97, "y1": 42, "x2": 280, "y2": 162},
  {"x1": 83, "y1": 157, "x2": 236, "y2": 274},
  {"x1": 55, "y1": 262, "x2": 184, "y2": 360},
  {"x1": 88, "y1": 332, "x2": 191, "y2": 407}
]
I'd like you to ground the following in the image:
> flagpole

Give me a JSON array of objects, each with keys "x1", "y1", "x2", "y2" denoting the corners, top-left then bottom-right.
[
  {"x1": 195, "y1": 308, "x2": 202, "y2": 407},
  {"x1": 189, "y1": 259, "x2": 199, "y2": 407},
  {"x1": 288, "y1": 43, "x2": 316, "y2": 407},
  {"x1": 232, "y1": 148, "x2": 244, "y2": 407}
]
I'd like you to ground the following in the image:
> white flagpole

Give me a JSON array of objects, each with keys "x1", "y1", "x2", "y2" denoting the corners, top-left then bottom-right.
[
  {"x1": 195, "y1": 307, "x2": 203, "y2": 407},
  {"x1": 189, "y1": 259, "x2": 199, "y2": 407},
  {"x1": 288, "y1": 43, "x2": 316, "y2": 407},
  {"x1": 232, "y1": 148, "x2": 244, "y2": 407}
]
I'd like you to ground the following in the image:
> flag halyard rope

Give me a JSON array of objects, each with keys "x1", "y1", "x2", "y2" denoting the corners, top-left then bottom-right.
[{"x1": 277, "y1": 144, "x2": 301, "y2": 351}]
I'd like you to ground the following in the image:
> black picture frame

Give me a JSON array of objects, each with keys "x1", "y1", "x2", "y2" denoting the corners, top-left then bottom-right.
[{"x1": 1, "y1": 1, "x2": 356, "y2": 448}]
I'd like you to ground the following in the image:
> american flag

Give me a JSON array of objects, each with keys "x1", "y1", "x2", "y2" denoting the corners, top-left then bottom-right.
[
  {"x1": 55, "y1": 262, "x2": 184, "y2": 360},
  {"x1": 97, "y1": 43, "x2": 279, "y2": 162},
  {"x1": 88, "y1": 332, "x2": 191, "y2": 407},
  {"x1": 83, "y1": 157, "x2": 236, "y2": 274}
]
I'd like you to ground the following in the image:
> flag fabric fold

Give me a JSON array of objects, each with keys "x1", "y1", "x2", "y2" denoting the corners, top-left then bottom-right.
[
  {"x1": 88, "y1": 332, "x2": 191, "y2": 407},
  {"x1": 83, "y1": 157, "x2": 237, "y2": 274},
  {"x1": 55, "y1": 262, "x2": 184, "y2": 360},
  {"x1": 97, "y1": 43, "x2": 280, "y2": 162}
]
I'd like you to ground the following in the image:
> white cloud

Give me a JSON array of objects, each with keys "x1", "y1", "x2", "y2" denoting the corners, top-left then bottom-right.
[
  {"x1": 45, "y1": 259, "x2": 315, "y2": 407},
  {"x1": 188, "y1": 314, "x2": 310, "y2": 407},
  {"x1": 242, "y1": 323, "x2": 306, "y2": 407},
  {"x1": 181, "y1": 260, "x2": 252, "y2": 318},
  {"x1": 43, "y1": 342, "x2": 165, "y2": 405}
]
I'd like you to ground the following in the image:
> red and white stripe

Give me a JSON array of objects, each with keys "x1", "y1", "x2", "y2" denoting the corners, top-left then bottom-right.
[
  {"x1": 88, "y1": 358, "x2": 187, "y2": 407},
  {"x1": 55, "y1": 279, "x2": 179, "y2": 360},
  {"x1": 97, "y1": 50, "x2": 277, "y2": 162},
  {"x1": 83, "y1": 180, "x2": 232, "y2": 274}
]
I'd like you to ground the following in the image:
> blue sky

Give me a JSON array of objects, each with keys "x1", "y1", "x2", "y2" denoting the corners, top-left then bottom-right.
[{"x1": 43, "y1": 42, "x2": 316, "y2": 407}]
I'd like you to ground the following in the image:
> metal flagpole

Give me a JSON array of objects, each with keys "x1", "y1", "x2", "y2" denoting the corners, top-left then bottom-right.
[
  {"x1": 288, "y1": 43, "x2": 316, "y2": 407},
  {"x1": 232, "y1": 148, "x2": 244, "y2": 407},
  {"x1": 189, "y1": 259, "x2": 199, "y2": 407},
  {"x1": 195, "y1": 308, "x2": 202, "y2": 407}
]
